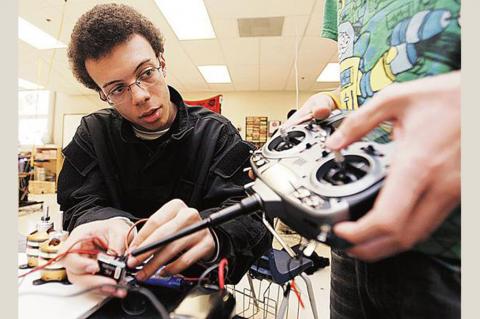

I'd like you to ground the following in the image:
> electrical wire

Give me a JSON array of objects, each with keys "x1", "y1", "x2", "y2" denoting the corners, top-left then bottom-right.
[
  {"x1": 197, "y1": 264, "x2": 219, "y2": 285},
  {"x1": 294, "y1": 19, "x2": 300, "y2": 110},
  {"x1": 278, "y1": 283, "x2": 291, "y2": 319},
  {"x1": 129, "y1": 285, "x2": 170, "y2": 319},
  {"x1": 177, "y1": 275, "x2": 201, "y2": 282},
  {"x1": 17, "y1": 275, "x2": 27, "y2": 288},
  {"x1": 44, "y1": 0, "x2": 68, "y2": 88},
  {"x1": 124, "y1": 218, "x2": 148, "y2": 250},
  {"x1": 218, "y1": 258, "x2": 228, "y2": 289},
  {"x1": 196, "y1": 263, "x2": 220, "y2": 292},
  {"x1": 282, "y1": 245, "x2": 310, "y2": 310},
  {"x1": 19, "y1": 215, "x2": 230, "y2": 316},
  {"x1": 18, "y1": 248, "x2": 99, "y2": 279},
  {"x1": 290, "y1": 279, "x2": 305, "y2": 309},
  {"x1": 18, "y1": 236, "x2": 114, "y2": 279},
  {"x1": 122, "y1": 218, "x2": 204, "y2": 283}
]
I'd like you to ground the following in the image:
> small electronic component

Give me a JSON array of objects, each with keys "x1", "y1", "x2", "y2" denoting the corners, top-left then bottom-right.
[
  {"x1": 143, "y1": 276, "x2": 188, "y2": 288},
  {"x1": 23, "y1": 206, "x2": 55, "y2": 268},
  {"x1": 97, "y1": 253, "x2": 127, "y2": 282},
  {"x1": 34, "y1": 231, "x2": 69, "y2": 285}
]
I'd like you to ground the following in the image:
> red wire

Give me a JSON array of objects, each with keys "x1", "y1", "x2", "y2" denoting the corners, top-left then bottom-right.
[
  {"x1": 218, "y1": 258, "x2": 228, "y2": 289},
  {"x1": 290, "y1": 279, "x2": 305, "y2": 309},
  {"x1": 18, "y1": 236, "x2": 107, "y2": 279}
]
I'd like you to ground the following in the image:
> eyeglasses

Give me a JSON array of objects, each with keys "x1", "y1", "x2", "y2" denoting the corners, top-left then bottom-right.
[{"x1": 99, "y1": 59, "x2": 163, "y2": 105}]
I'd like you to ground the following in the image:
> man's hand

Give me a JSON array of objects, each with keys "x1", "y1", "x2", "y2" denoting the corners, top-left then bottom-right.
[
  {"x1": 326, "y1": 71, "x2": 461, "y2": 262},
  {"x1": 247, "y1": 92, "x2": 337, "y2": 180},
  {"x1": 59, "y1": 219, "x2": 131, "y2": 297},
  {"x1": 126, "y1": 199, "x2": 216, "y2": 281},
  {"x1": 282, "y1": 92, "x2": 336, "y2": 127}
]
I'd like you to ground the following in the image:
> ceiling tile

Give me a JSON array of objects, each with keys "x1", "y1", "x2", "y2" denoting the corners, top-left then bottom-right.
[
  {"x1": 259, "y1": 64, "x2": 290, "y2": 90},
  {"x1": 220, "y1": 38, "x2": 259, "y2": 66},
  {"x1": 180, "y1": 39, "x2": 225, "y2": 65}
]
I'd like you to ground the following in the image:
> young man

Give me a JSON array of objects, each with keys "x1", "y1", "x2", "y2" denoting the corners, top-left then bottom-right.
[
  {"x1": 57, "y1": 3, "x2": 271, "y2": 297},
  {"x1": 287, "y1": 0, "x2": 461, "y2": 318}
]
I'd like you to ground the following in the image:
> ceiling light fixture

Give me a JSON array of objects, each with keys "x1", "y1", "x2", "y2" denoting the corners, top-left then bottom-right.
[
  {"x1": 18, "y1": 17, "x2": 66, "y2": 49},
  {"x1": 198, "y1": 65, "x2": 232, "y2": 83},
  {"x1": 316, "y1": 63, "x2": 340, "y2": 82},
  {"x1": 154, "y1": 0, "x2": 216, "y2": 40},
  {"x1": 18, "y1": 78, "x2": 44, "y2": 90}
]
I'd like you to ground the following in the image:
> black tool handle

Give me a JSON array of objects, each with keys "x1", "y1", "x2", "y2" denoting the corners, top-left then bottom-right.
[{"x1": 130, "y1": 195, "x2": 262, "y2": 257}]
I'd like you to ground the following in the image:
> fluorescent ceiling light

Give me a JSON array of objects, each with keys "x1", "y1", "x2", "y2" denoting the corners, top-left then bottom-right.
[
  {"x1": 155, "y1": 0, "x2": 216, "y2": 40},
  {"x1": 18, "y1": 78, "x2": 44, "y2": 90},
  {"x1": 198, "y1": 65, "x2": 231, "y2": 83},
  {"x1": 316, "y1": 63, "x2": 340, "y2": 82},
  {"x1": 18, "y1": 17, "x2": 66, "y2": 49}
]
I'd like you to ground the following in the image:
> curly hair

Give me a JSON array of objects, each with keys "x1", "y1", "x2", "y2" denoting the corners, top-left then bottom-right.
[{"x1": 68, "y1": 3, "x2": 165, "y2": 91}]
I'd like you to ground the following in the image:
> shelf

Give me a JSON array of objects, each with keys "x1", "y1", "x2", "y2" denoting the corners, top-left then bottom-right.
[{"x1": 30, "y1": 145, "x2": 64, "y2": 192}]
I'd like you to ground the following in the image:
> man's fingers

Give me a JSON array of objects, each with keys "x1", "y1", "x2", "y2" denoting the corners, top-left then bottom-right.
[
  {"x1": 326, "y1": 93, "x2": 399, "y2": 150},
  {"x1": 311, "y1": 105, "x2": 332, "y2": 120},
  {"x1": 405, "y1": 182, "x2": 460, "y2": 246},
  {"x1": 128, "y1": 207, "x2": 200, "y2": 267},
  {"x1": 136, "y1": 235, "x2": 192, "y2": 280},
  {"x1": 283, "y1": 105, "x2": 332, "y2": 128},
  {"x1": 67, "y1": 270, "x2": 116, "y2": 287},
  {"x1": 62, "y1": 253, "x2": 99, "y2": 275},
  {"x1": 346, "y1": 185, "x2": 459, "y2": 262},
  {"x1": 345, "y1": 235, "x2": 403, "y2": 262},
  {"x1": 129, "y1": 199, "x2": 187, "y2": 250},
  {"x1": 66, "y1": 272, "x2": 126, "y2": 297},
  {"x1": 336, "y1": 148, "x2": 459, "y2": 261},
  {"x1": 106, "y1": 231, "x2": 127, "y2": 257},
  {"x1": 283, "y1": 91, "x2": 335, "y2": 128},
  {"x1": 282, "y1": 112, "x2": 313, "y2": 128},
  {"x1": 59, "y1": 237, "x2": 99, "y2": 274},
  {"x1": 163, "y1": 239, "x2": 214, "y2": 275},
  {"x1": 127, "y1": 221, "x2": 180, "y2": 267},
  {"x1": 334, "y1": 150, "x2": 428, "y2": 244}
]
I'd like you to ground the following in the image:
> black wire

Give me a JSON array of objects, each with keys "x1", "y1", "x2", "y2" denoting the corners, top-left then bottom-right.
[
  {"x1": 286, "y1": 252, "x2": 305, "y2": 283},
  {"x1": 128, "y1": 285, "x2": 170, "y2": 319},
  {"x1": 196, "y1": 264, "x2": 220, "y2": 292},
  {"x1": 197, "y1": 264, "x2": 219, "y2": 286},
  {"x1": 297, "y1": 234, "x2": 303, "y2": 246}
]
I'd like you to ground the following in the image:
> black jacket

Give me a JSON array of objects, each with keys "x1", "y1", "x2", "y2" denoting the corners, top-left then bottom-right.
[{"x1": 57, "y1": 86, "x2": 271, "y2": 283}]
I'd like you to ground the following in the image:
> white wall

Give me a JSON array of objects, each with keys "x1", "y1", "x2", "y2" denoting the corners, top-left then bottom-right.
[
  {"x1": 53, "y1": 93, "x2": 105, "y2": 146},
  {"x1": 52, "y1": 90, "x2": 322, "y2": 144},
  {"x1": 183, "y1": 90, "x2": 319, "y2": 138}
]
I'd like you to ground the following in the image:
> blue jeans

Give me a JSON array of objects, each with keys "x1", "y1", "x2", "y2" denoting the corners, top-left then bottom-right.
[{"x1": 330, "y1": 249, "x2": 460, "y2": 319}]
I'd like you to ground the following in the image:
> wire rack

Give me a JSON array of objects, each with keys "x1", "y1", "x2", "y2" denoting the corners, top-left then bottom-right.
[{"x1": 228, "y1": 274, "x2": 301, "y2": 319}]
